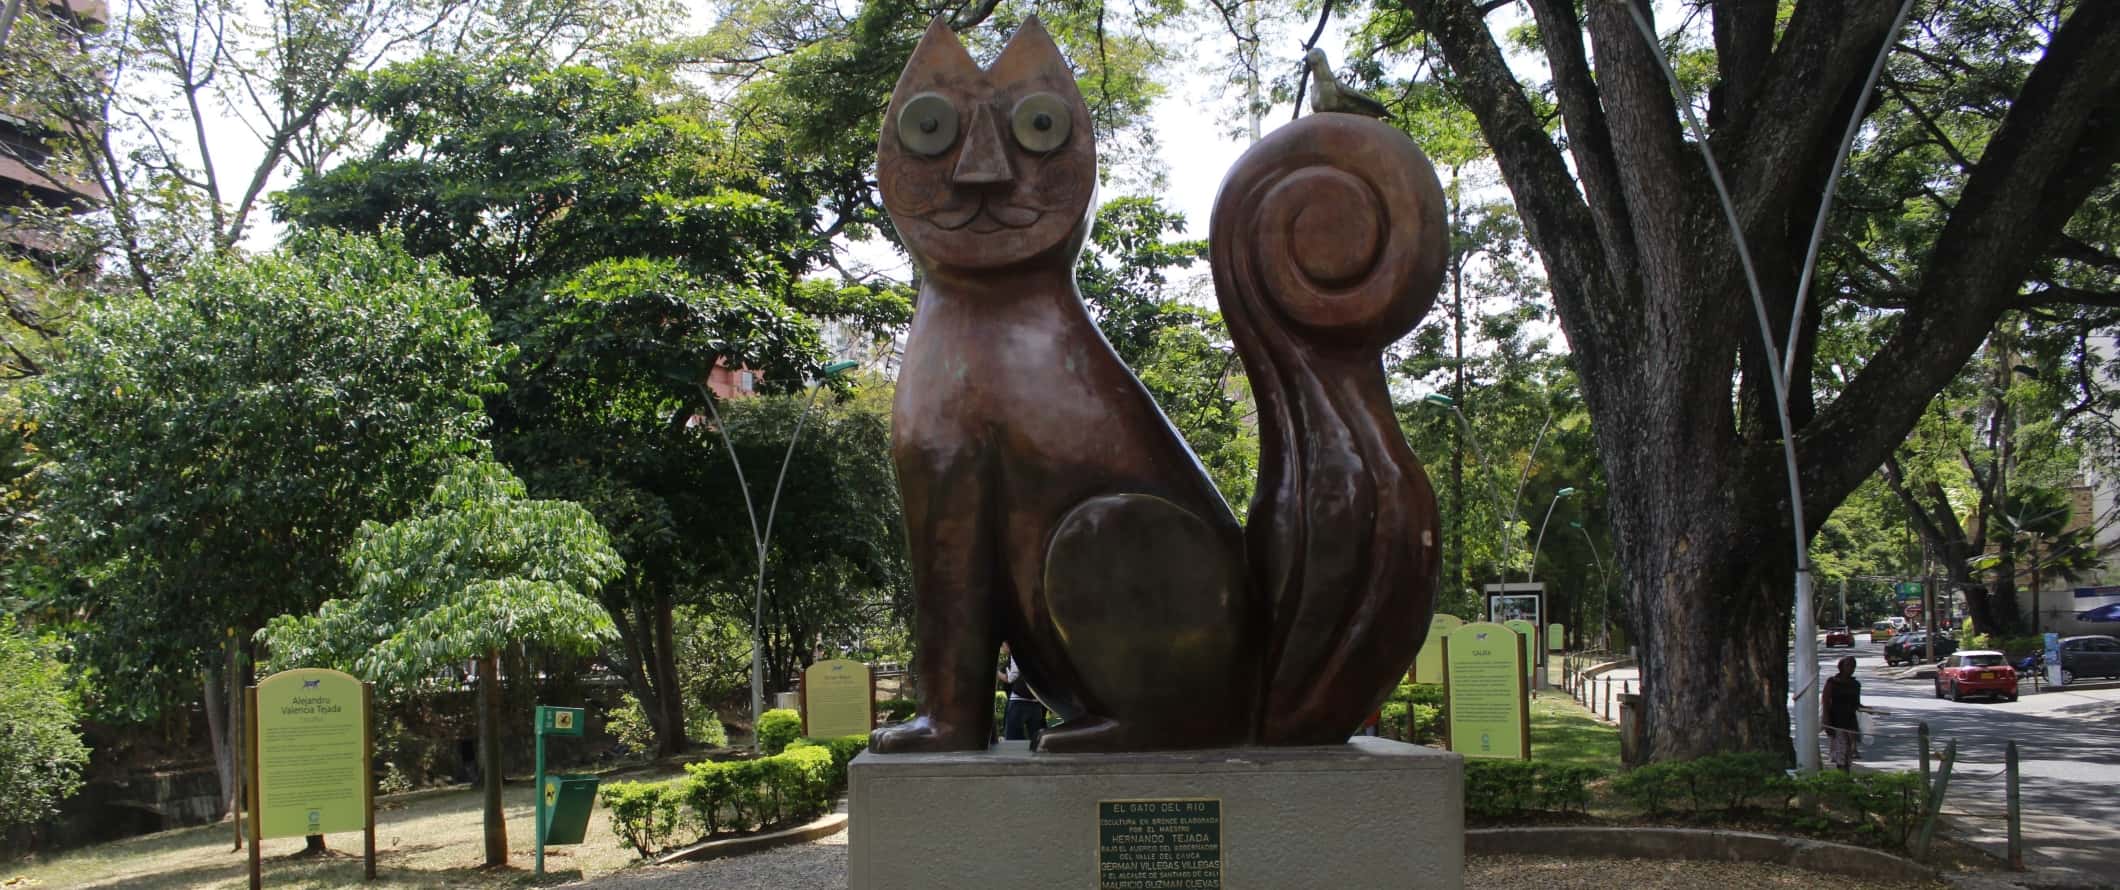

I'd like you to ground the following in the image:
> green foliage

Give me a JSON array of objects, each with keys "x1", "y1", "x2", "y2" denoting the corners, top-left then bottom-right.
[
  {"x1": 1076, "y1": 197, "x2": 1256, "y2": 512},
  {"x1": 877, "y1": 697, "x2": 916, "y2": 723},
  {"x1": 599, "y1": 780, "x2": 685, "y2": 855},
  {"x1": 256, "y1": 459, "x2": 621, "y2": 693},
  {"x1": 757, "y1": 708, "x2": 803, "y2": 756},
  {"x1": 1463, "y1": 761, "x2": 1606, "y2": 820},
  {"x1": 1791, "y1": 770, "x2": 1928, "y2": 849},
  {"x1": 1606, "y1": 754, "x2": 1792, "y2": 818},
  {"x1": 609, "y1": 734, "x2": 867, "y2": 857},
  {"x1": 27, "y1": 232, "x2": 504, "y2": 719},
  {"x1": 610, "y1": 693, "x2": 660, "y2": 755},
  {"x1": 0, "y1": 623, "x2": 90, "y2": 831}
]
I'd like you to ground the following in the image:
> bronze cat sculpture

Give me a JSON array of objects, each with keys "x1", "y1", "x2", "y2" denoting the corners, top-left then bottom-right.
[{"x1": 871, "y1": 17, "x2": 1446, "y2": 753}]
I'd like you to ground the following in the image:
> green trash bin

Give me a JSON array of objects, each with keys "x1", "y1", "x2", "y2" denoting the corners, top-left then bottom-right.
[{"x1": 540, "y1": 775, "x2": 600, "y2": 845}]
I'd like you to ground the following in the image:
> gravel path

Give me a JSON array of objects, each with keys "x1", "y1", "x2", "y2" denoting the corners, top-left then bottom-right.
[{"x1": 567, "y1": 834, "x2": 1948, "y2": 889}]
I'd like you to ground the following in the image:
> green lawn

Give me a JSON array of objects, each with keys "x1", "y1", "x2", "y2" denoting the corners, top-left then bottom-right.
[
  {"x1": 1530, "y1": 690, "x2": 1621, "y2": 772},
  {"x1": 1, "y1": 765, "x2": 687, "y2": 890}
]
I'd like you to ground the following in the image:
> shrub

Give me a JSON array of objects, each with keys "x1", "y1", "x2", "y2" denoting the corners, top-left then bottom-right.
[
  {"x1": 601, "y1": 780, "x2": 683, "y2": 855},
  {"x1": 1608, "y1": 760, "x2": 1687, "y2": 816},
  {"x1": 878, "y1": 696, "x2": 916, "y2": 722},
  {"x1": 690, "y1": 704, "x2": 729, "y2": 748},
  {"x1": 1792, "y1": 769, "x2": 1926, "y2": 848},
  {"x1": 1464, "y1": 761, "x2": 1540, "y2": 819},
  {"x1": 609, "y1": 693, "x2": 658, "y2": 755},
  {"x1": 0, "y1": 625, "x2": 90, "y2": 832},
  {"x1": 1408, "y1": 704, "x2": 1443, "y2": 743},
  {"x1": 757, "y1": 708, "x2": 803, "y2": 756},
  {"x1": 1531, "y1": 763, "x2": 1604, "y2": 812},
  {"x1": 1682, "y1": 752, "x2": 1783, "y2": 812}
]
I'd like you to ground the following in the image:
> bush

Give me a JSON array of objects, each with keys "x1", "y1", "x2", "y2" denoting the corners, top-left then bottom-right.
[
  {"x1": 610, "y1": 693, "x2": 658, "y2": 755},
  {"x1": 1792, "y1": 769, "x2": 1926, "y2": 848},
  {"x1": 600, "y1": 780, "x2": 683, "y2": 855},
  {"x1": 877, "y1": 696, "x2": 916, "y2": 722},
  {"x1": 1464, "y1": 761, "x2": 1540, "y2": 819},
  {"x1": 690, "y1": 704, "x2": 729, "y2": 748},
  {"x1": 1531, "y1": 763, "x2": 1603, "y2": 812},
  {"x1": 1609, "y1": 760, "x2": 1687, "y2": 816},
  {"x1": 1682, "y1": 752, "x2": 1783, "y2": 812},
  {"x1": 757, "y1": 708, "x2": 803, "y2": 755},
  {"x1": 0, "y1": 625, "x2": 90, "y2": 832}
]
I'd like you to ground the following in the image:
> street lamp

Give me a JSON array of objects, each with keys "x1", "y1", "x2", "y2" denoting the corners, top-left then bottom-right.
[
  {"x1": 1420, "y1": 393, "x2": 1513, "y2": 592},
  {"x1": 701, "y1": 358, "x2": 860, "y2": 752},
  {"x1": 1526, "y1": 487, "x2": 1579, "y2": 587},
  {"x1": 1570, "y1": 519, "x2": 1609, "y2": 650}
]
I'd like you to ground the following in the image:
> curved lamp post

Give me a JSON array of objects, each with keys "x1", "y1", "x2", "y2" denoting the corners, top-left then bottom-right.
[
  {"x1": 1571, "y1": 519, "x2": 1609, "y2": 650},
  {"x1": 1526, "y1": 487, "x2": 1579, "y2": 586},
  {"x1": 1421, "y1": 393, "x2": 1513, "y2": 592},
  {"x1": 702, "y1": 358, "x2": 860, "y2": 751}
]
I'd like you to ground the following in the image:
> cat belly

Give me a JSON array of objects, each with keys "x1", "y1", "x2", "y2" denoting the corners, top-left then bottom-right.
[{"x1": 1025, "y1": 492, "x2": 1259, "y2": 749}]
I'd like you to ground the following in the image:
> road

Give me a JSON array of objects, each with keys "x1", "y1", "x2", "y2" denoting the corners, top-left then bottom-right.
[
  {"x1": 1831, "y1": 635, "x2": 2120, "y2": 885},
  {"x1": 1595, "y1": 636, "x2": 2120, "y2": 884}
]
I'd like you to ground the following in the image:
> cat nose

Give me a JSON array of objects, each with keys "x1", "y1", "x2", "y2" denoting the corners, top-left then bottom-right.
[{"x1": 951, "y1": 103, "x2": 1014, "y2": 185}]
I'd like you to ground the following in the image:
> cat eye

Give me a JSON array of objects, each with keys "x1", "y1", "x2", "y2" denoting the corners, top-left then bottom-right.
[
  {"x1": 897, "y1": 93, "x2": 959, "y2": 156},
  {"x1": 1010, "y1": 93, "x2": 1071, "y2": 153}
]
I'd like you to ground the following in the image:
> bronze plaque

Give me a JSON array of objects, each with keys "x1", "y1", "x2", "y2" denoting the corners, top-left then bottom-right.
[{"x1": 1097, "y1": 798, "x2": 1222, "y2": 889}]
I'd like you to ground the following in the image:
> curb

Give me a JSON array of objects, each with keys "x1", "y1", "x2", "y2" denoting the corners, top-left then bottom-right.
[
  {"x1": 1466, "y1": 826, "x2": 1928, "y2": 882},
  {"x1": 650, "y1": 808, "x2": 847, "y2": 866}
]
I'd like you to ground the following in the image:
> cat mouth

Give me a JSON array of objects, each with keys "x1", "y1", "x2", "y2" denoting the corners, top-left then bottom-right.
[{"x1": 925, "y1": 198, "x2": 1042, "y2": 233}]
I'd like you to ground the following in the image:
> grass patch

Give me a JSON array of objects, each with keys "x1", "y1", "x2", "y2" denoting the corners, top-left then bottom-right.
[
  {"x1": 1530, "y1": 690, "x2": 1620, "y2": 772},
  {"x1": 1, "y1": 764, "x2": 688, "y2": 889}
]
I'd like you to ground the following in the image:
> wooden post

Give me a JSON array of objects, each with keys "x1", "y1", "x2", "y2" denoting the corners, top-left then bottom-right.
[
  {"x1": 1918, "y1": 721, "x2": 1932, "y2": 797},
  {"x1": 1518, "y1": 632, "x2": 1532, "y2": 761},
  {"x1": 364, "y1": 683, "x2": 376, "y2": 880},
  {"x1": 2006, "y1": 741, "x2": 2023, "y2": 870},
  {"x1": 1438, "y1": 636, "x2": 1452, "y2": 750},
  {"x1": 1914, "y1": 739, "x2": 1956, "y2": 858},
  {"x1": 247, "y1": 685, "x2": 261, "y2": 890}
]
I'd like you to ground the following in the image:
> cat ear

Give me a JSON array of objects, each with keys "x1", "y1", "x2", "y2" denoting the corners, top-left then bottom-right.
[
  {"x1": 899, "y1": 17, "x2": 980, "y2": 83},
  {"x1": 990, "y1": 14, "x2": 1072, "y2": 83}
]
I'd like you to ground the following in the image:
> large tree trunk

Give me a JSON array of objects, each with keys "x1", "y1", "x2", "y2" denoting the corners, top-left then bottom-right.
[
  {"x1": 1406, "y1": 0, "x2": 2120, "y2": 760},
  {"x1": 477, "y1": 649, "x2": 507, "y2": 867},
  {"x1": 649, "y1": 596, "x2": 687, "y2": 757}
]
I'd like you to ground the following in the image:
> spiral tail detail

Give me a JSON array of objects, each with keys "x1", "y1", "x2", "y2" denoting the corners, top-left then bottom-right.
[{"x1": 1209, "y1": 112, "x2": 1448, "y2": 744}]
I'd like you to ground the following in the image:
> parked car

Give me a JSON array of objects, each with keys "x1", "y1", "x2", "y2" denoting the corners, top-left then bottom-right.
[
  {"x1": 1871, "y1": 620, "x2": 1898, "y2": 642},
  {"x1": 2057, "y1": 635, "x2": 2120, "y2": 684},
  {"x1": 1885, "y1": 631, "x2": 1956, "y2": 666},
  {"x1": 1824, "y1": 627, "x2": 1856, "y2": 648},
  {"x1": 1935, "y1": 650, "x2": 2018, "y2": 702}
]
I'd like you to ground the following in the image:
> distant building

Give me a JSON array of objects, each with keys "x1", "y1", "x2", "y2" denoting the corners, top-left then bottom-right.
[{"x1": 1, "y1": 0, "x2": 109, "y2": 257}]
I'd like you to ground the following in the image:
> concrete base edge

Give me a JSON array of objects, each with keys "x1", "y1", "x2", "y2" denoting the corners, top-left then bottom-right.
[
  {"x1": 1467, "y1": 826, "x2": 1930, "y2": 882},
  {"x1": 651, "y1": 806, "x2": 848, "y2": 866}
]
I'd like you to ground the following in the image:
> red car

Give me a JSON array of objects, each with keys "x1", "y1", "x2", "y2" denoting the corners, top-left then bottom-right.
[
  {"x1": 1934, "y1": 650, "x2": 2018, "y2": 703},
  {"x1": 1824, "y1": 627, "x2": 1855, "y2": 647}
]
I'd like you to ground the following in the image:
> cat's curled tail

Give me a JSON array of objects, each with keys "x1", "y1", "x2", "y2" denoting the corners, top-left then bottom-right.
[{"x1": 1210, "y1": 112, "x2": 1448, "y2": 745}]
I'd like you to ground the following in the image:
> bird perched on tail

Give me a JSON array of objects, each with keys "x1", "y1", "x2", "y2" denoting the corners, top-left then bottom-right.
[{"x1": 1304, "y1": 48, "x2": 1390, "y2": 118}]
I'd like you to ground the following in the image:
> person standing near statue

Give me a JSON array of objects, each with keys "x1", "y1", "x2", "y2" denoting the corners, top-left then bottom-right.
[{"x1": 997, "y1": 644, "x2": 1047, "y2": 746}]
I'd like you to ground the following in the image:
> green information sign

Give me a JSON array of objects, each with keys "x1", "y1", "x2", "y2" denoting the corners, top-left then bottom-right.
[
  {"x1": 801, "y1": 658, "x2": 875, "y2": 739},
  {"x1": 252, "y1": 668, "x2": 370, "y2": 840},
  {"x1": 1503, "y1": 619, "x2": 1537, "y2": 682},
  {"x1": 538, "y1": 705, "x2": 584, "y2": 737},
  {"x1": 1411, "y1": 613, "x2": 1462, "y2": 684},
  {"x1": 1897, "y1": 581, "x2": 1924, "y2": 598},
  {"x1": 1547, "y1": 623, "x2": 1564, "y2": 653},
  {"x1": 1097, "y1": 799, "x2": 1221, "y2": 889},
  {"x1": 1445, "y1": 622, "x2": 1529, "y2": 761}
]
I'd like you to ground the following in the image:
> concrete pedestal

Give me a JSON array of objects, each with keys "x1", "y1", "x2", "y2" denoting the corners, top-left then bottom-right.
[{"x1": 848, "y1": 736, "x2": 1463, "y2": 889}]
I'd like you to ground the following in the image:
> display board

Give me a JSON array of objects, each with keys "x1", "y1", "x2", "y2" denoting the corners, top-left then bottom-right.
[
  {"x1": 248, "y1": 667, "x2": 374, "y2": 887},
  {"x1": 1411, "y1": 613, "x2": 1462, "y2": 684},
  {"x1": 1503, "y1": 619, "x2": 1538, "y2": 682},
  {"x1": 800, "y1": 658, "x2": 876, "y2": 738},
  {"x1": 1443, "y1": 622, "x2": 1529, "y2": 760},
  {"x1": 253, "y1": 668, "x2": 369, "y2": 838},
  {"x1": 1547, "y1": 623, "x2": 1564, "y2": 653}
]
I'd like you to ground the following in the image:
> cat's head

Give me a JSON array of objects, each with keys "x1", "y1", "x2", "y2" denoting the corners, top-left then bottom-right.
[{"x1": 877, "y1": 17, "x2": 1096, "y2": 272}]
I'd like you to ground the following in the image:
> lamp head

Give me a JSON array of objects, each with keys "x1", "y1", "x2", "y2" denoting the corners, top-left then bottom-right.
[
  {"x1": 1421, "y1": 393, "x2": 1455, "y2": 408},
  {"x1": 822, "y1": 360, "x2": 860, "y2": 377},
  {"x1": 1557, "y1": 487, "x2": 1579, "y2": 497}
]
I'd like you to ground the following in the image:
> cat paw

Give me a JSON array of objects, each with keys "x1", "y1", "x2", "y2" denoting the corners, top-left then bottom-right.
[
  {"x1": 869, "y1": 716, "x2": 987, "y2": 753},
  {"x1": 1034, "y1": 716, "x2": 1139, "y2": 753}
]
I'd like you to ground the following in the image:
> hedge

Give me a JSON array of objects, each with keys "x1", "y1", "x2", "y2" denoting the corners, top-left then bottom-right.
[
  {"x1": 600, "y1": 733, "x2": 868, "y2": 857},
  {"x1": 757, "y1": 708, "x2": 804, "y2": 756}
]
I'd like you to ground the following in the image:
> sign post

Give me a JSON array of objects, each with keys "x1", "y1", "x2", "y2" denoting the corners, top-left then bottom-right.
[
  {"x1": 799, "y1": 659, "x2": 876, "y2": 739},
  {"x1": 1411, "y1": 613, "x2": 1462, "y2": 685},
  {"x1": 247, "y1": 668, "x2": 374, "y2": 889},
  {"x1": 1442, "y1": 622, "x2": 1531, "y2": 760},
  {"x1": 534, "y1": 705, "x2": 584, "y2": 877}
]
